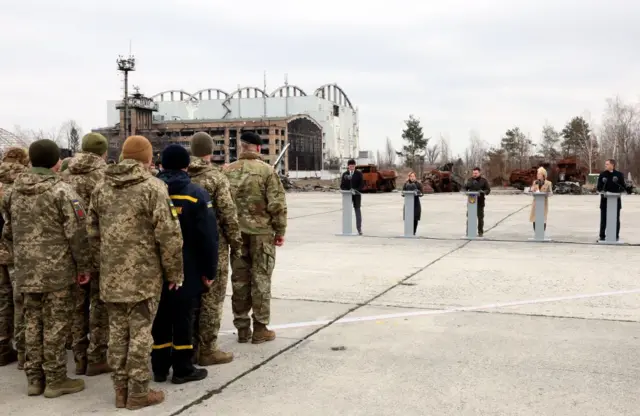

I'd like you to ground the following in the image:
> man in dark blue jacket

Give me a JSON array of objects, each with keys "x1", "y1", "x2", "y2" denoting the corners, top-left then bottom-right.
[{"x1": 151, "y1": 144, "x2": 219, "y2": 384}]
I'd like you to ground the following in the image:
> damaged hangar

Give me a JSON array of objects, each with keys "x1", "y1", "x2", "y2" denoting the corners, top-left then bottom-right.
[{"x1": 94, "y1": 83, "x2": 359, "y2": 174}]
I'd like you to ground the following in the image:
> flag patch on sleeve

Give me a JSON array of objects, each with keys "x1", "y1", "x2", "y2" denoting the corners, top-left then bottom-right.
[
  {"x1": 207, "y1": 201, "x2": 213, "y2": 209},
  {"x1": 71, "y1": 200, "x2": 86, "y2": 219},
  {"x1": 168, "y1": 200, "x2": 179, "y2": 219}
]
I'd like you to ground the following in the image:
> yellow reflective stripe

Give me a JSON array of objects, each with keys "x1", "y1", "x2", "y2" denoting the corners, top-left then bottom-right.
[
  {"x1": 170, "y1": 195, "x2": 198, "y2": 203},
  {"x1": 172, "y1": 345, "x2": 193, "y2": 350},
  {"x1": 152, "y1": 343, "x2": 172, "y2": 350}
]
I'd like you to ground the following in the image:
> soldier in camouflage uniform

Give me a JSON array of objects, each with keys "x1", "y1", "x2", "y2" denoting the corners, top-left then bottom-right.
[
  {"x1": 0, "y1": 148, "x2": 29, "y2": 367},
  {"x1": 88, "y1": 135, "x2": 184, "y2": 410},
  {"x1": 2, "y1": 139, "x2": 91, "y2": 398},
  {"x1": 224, "y1": 132, "x2": 287, "y2": 344},
  {"x1": 188, "y1": 132, "x2": 242, "y2": 365},
  {"x1": 61, "y1": 133, "x2": 111, "y2": 377}
]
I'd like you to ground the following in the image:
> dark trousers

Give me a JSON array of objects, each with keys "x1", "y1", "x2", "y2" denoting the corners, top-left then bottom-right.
[
  {"x1": 352, "y1": 194, "x2": 362, "y2": 232},
  {"x1": 151, "y1": 288, "x2": 199, "y2": 377},
  {"x1": 532, "y1": 223, "x2": 547, "y2": 231},
  {"x1": 413, "y1": 219, "x2": 419, "y2": 235},
  {"x1": 599, "y1": 206, "x2": 621, "y2": 240}
]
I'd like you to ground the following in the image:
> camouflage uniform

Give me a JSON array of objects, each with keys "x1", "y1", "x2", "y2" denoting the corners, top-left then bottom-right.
[
  {"x1": 188, "y1": 157, "x2": 242, "y2": 362},
  {"x1": 2, "y1": 167, "x2": 91, "y2": 391},
  {"x1": 88, "y1": 159, "x2": 183, "y2": 400},
  {"x1": 0, "y1": 160, "x2": 28, "y2": 365},
  {"x1": 61, "y1": 152, "x2": 109, "y2": 371},
  {"x1": 224, "y1": 151, "x2": 287, "y2": 342}
]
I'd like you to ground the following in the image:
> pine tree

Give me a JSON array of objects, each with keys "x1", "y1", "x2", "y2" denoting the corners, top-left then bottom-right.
[{"x1": 400, "y1": 115, "x2": 428, "y2": 172}]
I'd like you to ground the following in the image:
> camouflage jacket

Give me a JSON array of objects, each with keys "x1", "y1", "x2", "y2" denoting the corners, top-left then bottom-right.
[
  {"x1": 88, "y1": 159, "x2": 184, "y2": 303},
  {"x1": 224, "y1": 151, "x2": 287, "y2": 236},
  {"x1": 2, "y1": 167, "x2": 92, "y2": 293},
  {"x1": 61, "y1": 152, "x2": 106, "y2": 207},
  {"x1": 188, "y1": 156, "x2": 242, "y2": 251},
  {"x1": 0, "y1": 162, "x2": 28, "y2": 265}
]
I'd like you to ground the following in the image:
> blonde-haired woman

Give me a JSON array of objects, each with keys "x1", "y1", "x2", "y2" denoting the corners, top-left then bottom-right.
[{"x1": 529, "y1": 167, "x2": 552, "y2": 231}]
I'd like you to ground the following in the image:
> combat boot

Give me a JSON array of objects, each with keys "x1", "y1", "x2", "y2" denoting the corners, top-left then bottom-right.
[
  {"x1": 237, "y1": 328, "x2": 252, "y2": 343},
  {"x1": 27, "y1": 380, "x2": 44, "y2": 396},
  {"x1": 44, "y1": 377, "x2": 85, "y2": 398},
  {"x1": 252, "y1": 323, "x2": 276, "y2": 344},
  {"x1": 0, "y1": 341, "x2": 18, "y2": 366},
  {"x1": 85, "y1": 361, "x2": 112, "y2": 376},
  {"x1": 115, "y1": 387, "x2": 127, "y2": 408},
  {"x1": 126, "y1": 390, "x2": 165, "y2": 410},
  {"x1": 198, "y1": 349, "x2": 234, "y2": 366},
  {"x1": 74, "y1": 358, "x2": 87, "y2": 375},
  {"x1": 17, "y1": 352, "x2": 25, "y2": 370}
]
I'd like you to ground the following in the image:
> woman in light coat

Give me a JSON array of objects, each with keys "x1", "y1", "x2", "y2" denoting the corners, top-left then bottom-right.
[{"x1": 529, "y1": 167, "x2": 553, "y2": 230}]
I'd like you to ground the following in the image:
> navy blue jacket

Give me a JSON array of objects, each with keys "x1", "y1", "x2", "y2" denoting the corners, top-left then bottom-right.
[{"x1": 158, "y1": 170, "x2": 218, "y2": 297}]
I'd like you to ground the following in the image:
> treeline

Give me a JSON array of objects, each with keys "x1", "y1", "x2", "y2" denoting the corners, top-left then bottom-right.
[{"x1": 382, "y1": 96, "x2": 640, "y2": 182}]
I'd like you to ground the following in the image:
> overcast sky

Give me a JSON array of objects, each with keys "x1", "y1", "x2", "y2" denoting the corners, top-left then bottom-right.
[{"x1": 1, "y1": 0, "x2": 639, "y2": 155}]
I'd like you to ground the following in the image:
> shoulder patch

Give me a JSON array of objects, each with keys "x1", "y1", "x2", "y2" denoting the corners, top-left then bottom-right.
[
  {"x1": 168, "y1": 199, "x2": 179, "y2": 219},
  {"x1": 207, "y1": 201, "x2": 213, "y2": 209},
  {"x1": 71, "y1": 199, "x2": 86, "y2": 220}
]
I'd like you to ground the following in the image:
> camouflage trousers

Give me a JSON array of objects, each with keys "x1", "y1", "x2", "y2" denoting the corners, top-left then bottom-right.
[
  {"x1": 195, "y1": 242, "x2": 229, "y2": 353},
  {"x1": 231, "y1": 233, "x2": 276, "y2": 329},
  {"x1": 23, "y1": 286, "x2": 72, "y2": 384},
  {"x1": 0, "y1": 266, "x2": 24, "y2": 354},
  {"x1": 71, "y1": 276, "x2": 109, "y2": 364},
  {"x1": 106, "y1": 298, "x2": 158, "y2": 397}
]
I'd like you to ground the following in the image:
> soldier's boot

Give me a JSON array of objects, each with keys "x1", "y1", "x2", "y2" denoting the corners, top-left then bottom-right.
[
  {"x1": 0, "y1": 340, "x2": 18, "y2": 366},
  {"x1": 198, "y1": 349, "x2": 234, "y2": 366},
  {"x1": 28, "y1": 380, "x2": 45, "y2": 396},
  {"x1": 237, "y1": 328, "x2": 252, "y2": 343},
  {"x1": 74, "y1": 358, "x2": 87, "y2": 375},
  {"x1": 126, "y1": 390, "x2": 165, "y2": 410},
  {"x1": 85, "y1": 361, "x2": 112, "y2": 376},
  {"x1": 115, "y1": 388, "x2": 127, "y2": 408},
  {"x1": 43, "y1": 377, "x2": 85, "y2": 398},
  {"x1": 17, "y1": 353, "x2": 25, "y2": 370},
  {"x1": 252, "y1": 323, "x2": 276, "y2": 345}
]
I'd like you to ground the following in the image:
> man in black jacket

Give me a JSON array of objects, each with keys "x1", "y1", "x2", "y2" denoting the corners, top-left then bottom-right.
[
  {"x1": 463, "y1": 167, "x2": 491, "y2": 237},
  {"x1": 340, "y1": 159, "x2": 364, "y2": 235},
  {"x1": 597, "y1": 159, "x2": 629, "y2": 241},
  {"x1": 152, "y1": 145, "x2": 219, "y2": 384}
]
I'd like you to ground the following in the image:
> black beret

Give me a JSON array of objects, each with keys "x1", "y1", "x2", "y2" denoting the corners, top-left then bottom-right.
[
  {"x1": 161, "y1": 144, "x2": 190, "y2": 170},
  {"x1": 29, "y1": 139, "x2": 60, "y2": 169},
  {"x1": 240, "y1": 131, "x2": 263, "y2": 146}
]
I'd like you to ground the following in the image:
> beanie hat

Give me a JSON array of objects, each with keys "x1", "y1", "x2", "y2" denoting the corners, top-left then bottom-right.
[
  {"x1": 161, "y1": 145, "x2": 190, "y2": 170},
  {"x1": 81, "y1": 132, "x2": 108, "y2": 156},
  {"x1": 121, "y1": 135, "x2": 152, "y2": 163},
  {"x1": 190, "y1": 132, "x2": 214, "y2": 157},
  {"x1": 240, "y1": 131, "x2": 262, "y2": 146},
  {"x1": 29, "y1": 139, "x2": 60, "y2": 169},
  {"x1": 2, "y1": 147, "x2": 29, "y2": 166}
]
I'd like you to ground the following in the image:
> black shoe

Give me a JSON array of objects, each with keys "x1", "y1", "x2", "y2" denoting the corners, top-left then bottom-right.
[
  {"x1": 153, "y1": 373, "x2": 168, "y2": 383},
  {"x1": 358, "y1": 230, "x2": 363, "y2": 235},
  {"x1": 171, "y1": 368, "x2": 208, "y2": 384}
]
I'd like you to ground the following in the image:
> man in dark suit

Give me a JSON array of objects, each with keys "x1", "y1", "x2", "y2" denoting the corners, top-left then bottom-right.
[
  {"x1": 597, "y1": 158, "x2": 629, "y2": 241},
  {"x1": 340, "y1": 159, "x2": 364, "y2": 235}
]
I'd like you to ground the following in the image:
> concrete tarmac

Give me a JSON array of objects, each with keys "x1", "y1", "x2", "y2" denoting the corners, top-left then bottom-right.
[{"x1": 1, "y1": 192, "x2": 639, "y2": 415}]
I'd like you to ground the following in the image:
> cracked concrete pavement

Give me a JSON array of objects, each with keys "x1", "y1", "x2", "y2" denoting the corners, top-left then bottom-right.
[{"x1": 1, "y1": 192, "x2": 639, "y2": 415}]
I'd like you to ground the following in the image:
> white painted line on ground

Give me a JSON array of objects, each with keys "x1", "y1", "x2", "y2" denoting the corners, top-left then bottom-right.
[{"x1": 219, "y1": 288, "x2": 640, "y2": 334}]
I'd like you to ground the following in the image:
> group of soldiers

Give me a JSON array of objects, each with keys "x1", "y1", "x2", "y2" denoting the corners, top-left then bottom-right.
[{"x1": 0, "y1": 130, "x2": 287, "y2": 410}]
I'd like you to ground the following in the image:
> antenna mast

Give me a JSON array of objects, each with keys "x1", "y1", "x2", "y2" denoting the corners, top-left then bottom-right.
[
  {"x1": 117, "y1": 51, "x2": 136, "y2": 138},
  {"x1": 263, "y1": 70, "x2": 267, "y2": 119}
]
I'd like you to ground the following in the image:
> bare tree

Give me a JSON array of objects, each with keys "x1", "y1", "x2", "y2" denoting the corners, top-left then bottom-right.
[
  {"x1": 464, "y1": 130, "x2": 487, "y2": 170},
  {"x1": 376, "y1": 149, "x2": 383, "y2": 167},
  {"x1": 577, "y1": 111, "x2": 599, "y2": 173},
  {"x1": 384, "y1": 137, "x2": 395, "y2": 167},
  {"x1": 61, "y1": 120, "x2": 82, "y2": 153},
  {"x1": 439, "y1": 134, "x2": 451, "y2": 163},
  {"x1": 600, "y1": 96, "x2": 640, "y2": 174},
  {"x1": 425, "y1": 143, "x2": 440, "y2": 165}
]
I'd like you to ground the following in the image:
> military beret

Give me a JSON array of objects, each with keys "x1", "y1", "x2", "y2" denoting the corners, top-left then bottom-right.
[
  {"x1": 82, "y1": 132, "x2": 108, "y2": 156},
  {"x1": 190, "y1": 132, "x2": 214, "y2": 157},
  {"x1": 240, "y1": 131, "x2": 263, "y2": 146},
  {"x1": 29, "y1": 139, "x2": 60, "y2": 169}
]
